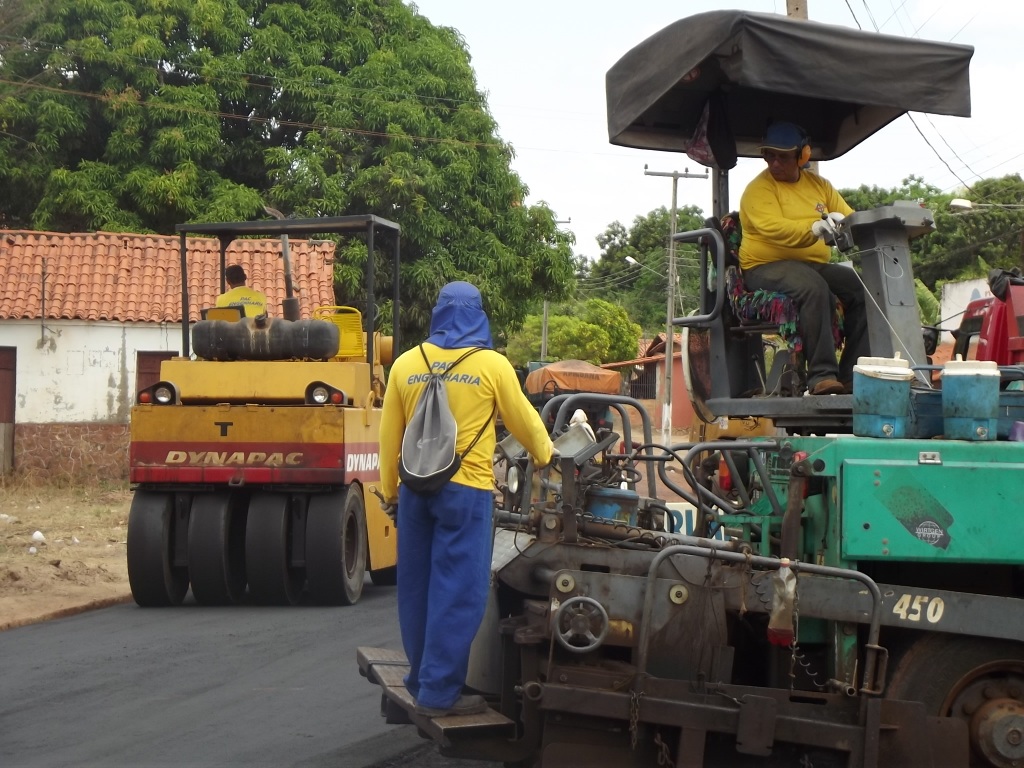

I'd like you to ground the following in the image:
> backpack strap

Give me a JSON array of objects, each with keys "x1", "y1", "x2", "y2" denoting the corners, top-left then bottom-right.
[
  {"x1": 416, "y1": 344, "x2": 494, "y2": 459},
  {"x1": 460, "y1": 404, "x2": 497, "y2": 458}
]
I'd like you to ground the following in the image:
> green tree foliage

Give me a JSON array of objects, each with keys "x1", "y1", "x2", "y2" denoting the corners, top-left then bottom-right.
[
  {"x1": 0, "y1": 0, "x2": 39, "y2": 41},
  {"x1": 505, "y1": 298, "x2": 640, "y2": 367},
  {"x1": 839, "y1": 175, "x2": 941, "y2": 212},
  {"x1": 584, "y1": 206, "x2": 705, "y2": 334},
  {"x1": 505, "y1": 208, "x2": 703, "y2": 366},
  {"x1": 914, "y1": 278, "x2": 940, "y2": 326},
  {"x1": 0, "y1": 0, "x2": 575, "y2": 344},
  {"x1": 919, "y1": 175, "x2": 1024, "y2": 288},
  {"x1": 577, "y1": 298, "x2": 642, "y2": 362},
  {"x1": 839, "y1": 174, "x2": 1024, "y2": 289}
]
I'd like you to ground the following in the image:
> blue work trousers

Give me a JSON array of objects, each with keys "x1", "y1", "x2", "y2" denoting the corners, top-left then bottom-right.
[
  {"x1": 397, "y1": 482, "x2": 493, "y2": 709},
  {"x1": 743, "y1": 260, "x2": 870, "y2": 387}
]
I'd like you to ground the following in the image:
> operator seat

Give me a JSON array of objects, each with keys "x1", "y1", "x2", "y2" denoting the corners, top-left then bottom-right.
[{"x1": 708, "y1": 213, "x2": 845, "y2": 396}]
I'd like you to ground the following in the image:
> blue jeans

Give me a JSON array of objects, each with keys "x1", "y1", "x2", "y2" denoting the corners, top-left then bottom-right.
[
  {"x1": 397, "y1": 482, "x2": 493, "y2": 709},
  {"x1": 743, "y1": 260, "x2": 869, "y2": 387}
]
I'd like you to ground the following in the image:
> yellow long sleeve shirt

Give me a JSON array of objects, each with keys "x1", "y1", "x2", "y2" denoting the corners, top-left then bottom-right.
[
  {"x1": 738, "y1": 168, "x2": 854, "y2": 271},
  {"x1": 379, "y1": 344, "x2": 553, "y2": 501},
  {"x1": 215, "y1": 286, "x2": 267, "y2": 317}
]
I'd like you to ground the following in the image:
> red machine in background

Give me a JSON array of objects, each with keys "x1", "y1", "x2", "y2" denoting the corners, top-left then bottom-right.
[{"x1": 953, "y1": 268, "x2": 1024, "y2": 365}]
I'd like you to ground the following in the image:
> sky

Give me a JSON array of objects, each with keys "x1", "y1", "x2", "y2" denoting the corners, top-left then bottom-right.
[{"x1": 408, "y1": 0, "x2": 1024, "y2": 260}]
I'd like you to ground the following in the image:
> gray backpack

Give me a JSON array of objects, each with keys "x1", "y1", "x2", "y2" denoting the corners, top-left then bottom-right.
[{"x1": 399, "y1": 345, "x2": 492, "y2": 495}]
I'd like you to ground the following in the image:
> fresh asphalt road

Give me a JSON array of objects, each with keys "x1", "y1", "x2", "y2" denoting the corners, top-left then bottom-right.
[{"x1": 0, "y1": 581, "x2": 492, "y2": 768}]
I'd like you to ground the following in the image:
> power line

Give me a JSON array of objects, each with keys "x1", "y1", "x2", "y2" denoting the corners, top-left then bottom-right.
[
  {"x1": 859, "y1": 0, "x2": 881, "y2": 31},
  {"x1": 576, "y1": 271, "x2": 645, "y2": 292},
  {"x1": 906, "y1": 114, "x2": 973, "y2": 190},
  {"x1": 947, "y1": 11, "x2": 979, "y2": 43},
  {"x1": 0, "y1": 75, "x2": 505, "y2": 153},
  {"x1": 924, "y1": 115, "x2": 983, "y2": 181},
  {"x1": 0, "y1": 33, "x2": 491, "y2": 112},
  {"x1": 935, "y1": 223, "x2": 1024, "y2": 265},
  {"x1": 843, "y1": 1, "x2": 863, "y2": 29},
  {"x1": 879, "y1": 0, "x2": 912, "y2": 33},
  {"x1": 851, "y1": 0, "x2": 974, "y2": 192},
  {"x1": 910, "y1": 4, "x2": 943, "y2": 37}
]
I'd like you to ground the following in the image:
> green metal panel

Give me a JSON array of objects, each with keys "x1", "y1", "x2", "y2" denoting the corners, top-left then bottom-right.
[{"x1": 834, "y1": 438, "x2": 1024, "y2": 563}]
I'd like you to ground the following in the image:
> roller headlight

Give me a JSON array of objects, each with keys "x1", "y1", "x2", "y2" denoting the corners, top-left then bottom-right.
[
  {"x1": 305, "y1": 382, "x2": 349, "y2": 405},
  {"x1": 154, "y1": 385, "x2": 175, "y2": 404},
  {"x1": 506, "y1": 465, "x2": 521, "y2": 494},
  {"x1": 138, "y1": 381, "x2": 179, "y2": 405}
]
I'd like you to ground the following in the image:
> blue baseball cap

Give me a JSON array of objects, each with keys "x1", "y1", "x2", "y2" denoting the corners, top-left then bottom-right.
[{"x1": 759, "y1": 122, "x2": 807, "y2": 152}]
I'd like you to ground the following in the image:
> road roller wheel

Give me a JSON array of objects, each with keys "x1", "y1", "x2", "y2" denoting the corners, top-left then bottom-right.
[
  {"x1": 187, "y1": 492, "x2": 247, "y2": 605},
  {"x1": 306, "y1": 487, "x2": 366, "y2": 606},
  {"x1": 245, "y1": 493, "x2": 303, "y2": 606},
  {"x1": 127, "y1": 491, "x2": 189, "y2": 607},
  {"x1": 887, "y1": 634, "x2": 1024, "y2": 768}
]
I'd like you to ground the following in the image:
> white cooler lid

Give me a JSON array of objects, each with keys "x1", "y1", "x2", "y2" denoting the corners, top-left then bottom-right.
[
  {"x1": 942, "y1": 359, "x2": 1000, "y2": 376},
  {"x1": 854, "y1": 356, "x2": 914, "y2": 381}
]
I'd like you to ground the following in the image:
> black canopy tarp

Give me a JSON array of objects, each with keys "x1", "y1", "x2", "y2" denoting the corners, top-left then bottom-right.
[{"x1": 606, "y1": 10, "x2": 973, "y2": 162}]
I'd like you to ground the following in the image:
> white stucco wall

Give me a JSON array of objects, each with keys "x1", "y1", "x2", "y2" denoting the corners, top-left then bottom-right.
[
  {"x1": 939, "y1": 278, "x2": 989, "y2": 344},
  {"x1": 3, "y1": 319, "x2": 183, "y2": 424}
]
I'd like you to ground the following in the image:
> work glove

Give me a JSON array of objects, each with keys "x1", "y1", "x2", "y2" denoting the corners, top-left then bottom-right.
[{"x1": 810, "y1": 218, "x2": 837, "y2": 245}]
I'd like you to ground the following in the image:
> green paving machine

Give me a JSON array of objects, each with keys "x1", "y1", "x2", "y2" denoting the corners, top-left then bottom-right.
[{"x1": 358, "y1": 11, "x2": 1024, "y2": 768}]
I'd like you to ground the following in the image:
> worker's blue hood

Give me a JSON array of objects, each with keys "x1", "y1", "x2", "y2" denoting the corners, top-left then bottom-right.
[{"x1": 425, "y1": 281, "x2": 493, "y2": 350}]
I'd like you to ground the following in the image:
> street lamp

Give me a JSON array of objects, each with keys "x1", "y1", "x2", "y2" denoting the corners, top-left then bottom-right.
[
  {"x1": 625, "y1": 256, "x2": 686, "y2": 316},
  {"x1": 624, "y1": 255, "x2": 662, "y2": 277},
  {"x1": 950, "y1": 198, "x2": 1024, "y2": 212}
]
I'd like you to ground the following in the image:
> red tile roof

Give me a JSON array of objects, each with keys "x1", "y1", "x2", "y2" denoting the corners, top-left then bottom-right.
[{"x1": 0, "y1": 230, "x2": 337, "y2": 323}]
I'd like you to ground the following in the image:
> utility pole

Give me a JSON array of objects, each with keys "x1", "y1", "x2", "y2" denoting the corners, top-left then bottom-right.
[
  {"x1": 786, "y1": 0, "x2": 807, "y2": 19},
  {"x1": 540, "y1": 300, "x2": 549, "y2": 361},
  {"x1": 786, "y1": 1, "x2": 818, "y2": 174},
  {"x1": 540, "y1": 218, "x2": 571, "y2": 363},
  {"x1": 644, "y1": 166, "x2": 708, "y2": 446}
]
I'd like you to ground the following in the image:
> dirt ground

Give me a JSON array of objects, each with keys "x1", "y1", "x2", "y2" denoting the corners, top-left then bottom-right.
[{"x1": 0, "y1": 483, "x2": 132, "y2": 632}]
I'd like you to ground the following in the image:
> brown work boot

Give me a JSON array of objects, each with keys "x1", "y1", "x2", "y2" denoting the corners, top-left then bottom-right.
[
  {"x1": 414, "y1": 694, "x2": 488, "y2": 717},
  {"x1": 810, "y1": 378, "x2": 845, "y2": 396}
]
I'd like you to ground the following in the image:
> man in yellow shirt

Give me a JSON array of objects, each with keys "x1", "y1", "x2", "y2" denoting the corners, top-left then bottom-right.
[
  {"x1": 215, "y1": 264, "x2": 267, "y2": 317},
  {"x1": 379, "y1": 281, "x2": 553, "y2": 718},
  {"x1": 739, "y1": 122, "x2": 869, "y2": 396}
]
